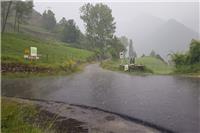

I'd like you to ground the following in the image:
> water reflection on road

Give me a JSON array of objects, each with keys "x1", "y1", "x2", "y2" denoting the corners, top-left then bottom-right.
[{"x1": 2, "y1": 64, "x2": 200, "y2": 133}]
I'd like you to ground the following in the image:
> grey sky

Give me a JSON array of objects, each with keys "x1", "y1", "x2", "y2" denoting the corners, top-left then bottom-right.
[{"x1": 34, "y1": 1, "x2": 199, "y2": 36}]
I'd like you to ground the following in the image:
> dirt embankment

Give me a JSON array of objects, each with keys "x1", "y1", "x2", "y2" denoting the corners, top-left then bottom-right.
[{"x1": 3, "y1": 97, "x2": 161, "y2": 133}]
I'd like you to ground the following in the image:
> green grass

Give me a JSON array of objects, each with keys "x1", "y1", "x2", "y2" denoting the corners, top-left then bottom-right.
[
  {"x1": 101, "y1": 56, "x2": 174, "y2": 75},
  {"x1": 2, "y1": 33, "x2": 94, "y2": 67},
  {"x1": 136, "y1": 56, "x2": 173, "y2": 74},
  {"x1": 1, "y1": 98, "x2": 45, "y2": 133}
]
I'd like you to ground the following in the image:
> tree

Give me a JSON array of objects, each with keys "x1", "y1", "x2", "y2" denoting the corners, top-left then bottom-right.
[
  {"x1": 80, "y1": 3, "x2": 116, "y2": 53},
  {"x1": 108, "y1": 36, "x2": 125, "y2": 59},
  {"x1": 150, "y1": 50, "x2": 156, "y2": 57},
  {"x1": 171, "y1": 53, "x2": 188, "y2": 68},
  {"x1": 188, "y1": 39, "x2": 200, "y2": 64},
  {"x1": 14, "y1": 1, "x2": 33, "y2": 32},
  {"x1": 59, "y1": 17, "x2": 67, "y2": 25},
  {"x1": 141, "y1": 54, "x2": 146, "y2": 57},
  {"x1": 55, "y1": 17, "x2": 67, "y2": 34},
  {"x1": 1, "y1": 1, "x2": 12, "y2": 33},
  {"x1": 61, "y1": 19, "x2": 80, "y2": 43},
  {"x1": 120, "y1": 36, "x2": 129, "y2": 48},
  {"x1": 42, "y1": 9, "x2": 56, "y2": 31},
  {"x1": 171, "y1": 39, "x2": 200, "y2": 67}
]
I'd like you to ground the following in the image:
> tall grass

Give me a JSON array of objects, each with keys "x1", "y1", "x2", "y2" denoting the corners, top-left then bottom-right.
[{"x1": 1, "y1": 98, "x2": 44, "y2": 133}]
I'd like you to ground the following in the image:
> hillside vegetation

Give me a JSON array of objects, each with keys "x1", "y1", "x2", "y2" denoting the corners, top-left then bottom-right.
[
  {"x1": 171, "y1": 39, "x2": 200, "y2": 75},
  {"x1": 1, "y1": 33, "x2": 95, "y2": 77},
  {"x1": 2, "y1": 33, "x2": 94, "y2": 65}
]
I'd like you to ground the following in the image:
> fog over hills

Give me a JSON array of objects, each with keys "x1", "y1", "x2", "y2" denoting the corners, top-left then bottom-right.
[{"x1": 121, "y1": 14, "x2": 199, "y2": 59}]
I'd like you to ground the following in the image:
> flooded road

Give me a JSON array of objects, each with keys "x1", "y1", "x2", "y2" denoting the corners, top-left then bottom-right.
[{"x1": 2, "y1": 64, "x2": 199, "y2": 133}]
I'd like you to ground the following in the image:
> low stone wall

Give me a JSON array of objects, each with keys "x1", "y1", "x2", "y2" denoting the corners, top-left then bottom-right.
[{"x1": 1, "y1": 63, "x2": 51, "y2": 73}]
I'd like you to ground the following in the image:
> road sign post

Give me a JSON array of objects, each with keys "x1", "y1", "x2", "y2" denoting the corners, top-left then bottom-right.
[
  {"x1": 120, "y1": 51, "x2": 125, "y2": 65},
  {"x1": 30, "y1": 47, "x2": 37, "y2": 57},
  {"x1": 24, "y1": 47, "x2": 40, "y2": 60}
]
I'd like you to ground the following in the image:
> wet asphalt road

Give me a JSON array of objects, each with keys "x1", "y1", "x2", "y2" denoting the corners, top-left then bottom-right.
[{"x1": 2, "y1": 64, "x2": 200, "y2": 133}]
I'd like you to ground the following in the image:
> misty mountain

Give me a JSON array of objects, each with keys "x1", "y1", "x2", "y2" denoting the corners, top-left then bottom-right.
[
  {"x1": 122, "y1": 14, "x2": 199, "y2": 59},
  {"x1": 146, "y1": 19, "x2": 198, "y2": 58},
  {"x1": 124, "y1": 14, "x2": 165, "y2": 38}
]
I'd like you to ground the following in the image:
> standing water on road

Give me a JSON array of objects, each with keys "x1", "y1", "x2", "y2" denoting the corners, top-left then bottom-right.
[{"x1": 2, "y1": 64, "x2": 200, "y2": 133}]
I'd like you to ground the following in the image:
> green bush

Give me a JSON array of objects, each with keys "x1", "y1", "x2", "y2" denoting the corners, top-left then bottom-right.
[
  {"x1": 175, "y1": 63, "x2": 200, "y2": 73},
  {"x1": 60, "y1": 59, "x2": 77, "y2": 72},
  {"x1": 171, "y1": 39, "x2": 200, "y2": 73},
  {"x1": 188, "y1": 39, "x2": 200, "y2": 64}
]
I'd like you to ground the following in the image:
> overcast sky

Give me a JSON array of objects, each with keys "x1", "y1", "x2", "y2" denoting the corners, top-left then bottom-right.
[{"x1": 34, "y1": 1, "x2": 199, "y2": 36}]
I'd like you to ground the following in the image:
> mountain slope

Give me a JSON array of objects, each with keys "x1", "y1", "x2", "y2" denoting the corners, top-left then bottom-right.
[
  {"x1": 146, "y1": 19, "x2": 198, "y2": 58},
  {"x1": 5, "y1": 9, "x2": 55, "y2": 40},
  {"x1": 123, "y1": 14, "x2": 199, "y2": 58}
]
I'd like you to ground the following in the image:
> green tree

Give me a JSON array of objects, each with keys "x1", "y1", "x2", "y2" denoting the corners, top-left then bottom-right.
[
  {"x1": 150, "y1": 50, "x2": 156, "y2": 57},
  {"x1": 80, "y1": 3, "x2": 116, "y2": 53},
  {"x1": 42, "y1": 9, "x2": 56, "y2": 31},
  {"x1": 61, "y1": 19, "x2": 80, "y2": 43},
  {"x1": 59, "y1": 17, "x2": 67, "y2": 25},
  {"x1": 55, "y1": 17, "x2": 67, "y2": 34},
  {"x1": 171, "y1": 53, "x2": 188, "y2": 67},
  {"x1": 108, "y1": 36, "x2": 125, "y2": 59},
  {"x1": 188, "y1": 39, "x2": 200, "y2": 64},
  {"x1": 120, "y1": 36, "x2": 129, "y2": 48},
  {"x1": 141, "y1": 54, "x2": 146, "y2": 57},
  {"x1": 1, "y1": 1, "x2": 13, "y2": 33},
  {"x1": 170, "y1": 39, "x2": 200, "y2": 73},
  {"x1": 14, "y1": 1, "x2": 33, "y2": 32},
  {"x1": 171, "y1": 39, "x2": 200, "y2": 67}
]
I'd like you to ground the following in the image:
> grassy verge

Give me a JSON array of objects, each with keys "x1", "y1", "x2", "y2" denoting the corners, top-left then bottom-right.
[
  {"x1": 173, "y1": 63, "x2": 200, "y2": 77},
  {"x1": 101, "y1": 56, "x2": 174, "y2": 75},
  {"x1": 1, "y1": 98, "x2": 45, "y2": 133}
]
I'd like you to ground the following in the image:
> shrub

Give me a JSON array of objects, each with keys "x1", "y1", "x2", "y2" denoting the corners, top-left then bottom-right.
[
  {"x1": 171, "y1": 39, "x2": 200, "y2": 73},
  {"x1": 188, "y1": 39, "x2": 200, "y2": 64},
  {"x1": 60, "y1": 59, "x2": 76, "y2": 72}
]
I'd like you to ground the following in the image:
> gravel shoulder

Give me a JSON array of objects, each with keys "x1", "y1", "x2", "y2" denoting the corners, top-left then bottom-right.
[{"x1": 3, "y1": 97, "x2": 160, "y2": 133}]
